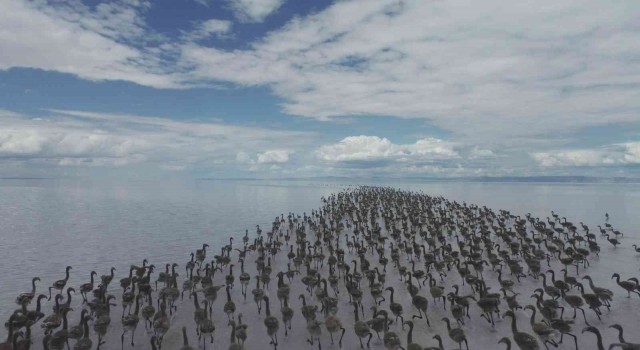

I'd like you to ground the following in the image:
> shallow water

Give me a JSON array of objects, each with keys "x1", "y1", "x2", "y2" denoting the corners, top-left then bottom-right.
[{"x1": 1, "y1": 178, "x2": 639, "y2": 348}]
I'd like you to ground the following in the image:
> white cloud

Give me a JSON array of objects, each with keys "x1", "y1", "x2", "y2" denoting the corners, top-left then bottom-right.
[
  {"x1": 4, "y1": 0, "x2": 640, "y2": 146},
  {"x1": 0, "y1": 109, "x2": 312, "y2": 171},
  {"x1": 226, "y1": 0, "x2": 285, "y2": 23},
  {"x1": 316, "y1": 135, "x2": 458, "y2": 163},
  {"x1": 468, "y1": 147, "x2": 496, "y2": 160},
  {"x1": 235, "y1": 151, "x2": 253, "y2": 164},
  {"x1": 0, "y1": 112, "x2": 149, "y2": 166},
  {"x1": 532, "y1": 142, "x2": 640, "y2": 167},
  {"x1": 317, "y1": 136, "x2": 395, "y2": 162},
  {"x1": 180, "y1": 0, "x2": 640, "y2": 145},
  {"x1": 2, "y1": 0, "x2": 640, "y2": 176},
  {"x1": 257, "y1": 150, "x2": 291, "y2": 163},
  {"x1": 0, "y1": 0, "x2": 181, "y2": 88},
  {"x1": 183, "y1": 19, "x2": 232, "y2": 41}
]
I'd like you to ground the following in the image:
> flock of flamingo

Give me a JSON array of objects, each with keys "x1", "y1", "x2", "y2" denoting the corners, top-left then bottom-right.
[{"x1": 2, "y1": 186, "x2": 640, "y2": 350}]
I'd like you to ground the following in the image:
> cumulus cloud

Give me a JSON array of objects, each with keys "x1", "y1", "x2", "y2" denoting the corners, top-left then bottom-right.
[
  {"x1": 468, "y1": 147, "x2": 496, "y2": 160},
  {"x1": 0, "y1": 111, "x2": 149, "y2": 166},
  {"x1": 316, "y1": 136, "x2": 458, "y2": 164},
  {"x1": 532, "y1": 142, "x2": 640, "y2": 167},
  {"x1": 257, "y1": 150, "x2": 291, "y2": 164},
  {"x1": 0, "y1": 109, "x2": 313, "y2": 171},
  {"x1": 226, "y1": 0, "x2": 285, "y2": 22}
]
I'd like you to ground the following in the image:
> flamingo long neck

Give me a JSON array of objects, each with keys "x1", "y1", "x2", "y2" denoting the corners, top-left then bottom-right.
[
  {"x1": 230, "y1": 323, "x2": 236, "y2": 343},
  {"x1": 66, "y1": 289, "x2": 73, "y2": 304},
  {"x1": 265, "y1": 298, "x2": 271, "y2": 316},
  {"x1": 6, "y1": 317, "x2": 13, "y2": 343},
  {"x1": 183, "y1": 327, "x2": 189, "y2": 346},
  {"x1": 619, "y1": 327, "x2": 628, "y2": 344},
  {"x1": 82, "y1": 318, "x2": 90, "y2": 338},
  {"x1": 278, "y1": 274, "x2": 284, "y2": 288},
  {"x1": 62, "y1": 310, "x2": 69, "y2": 330},
  {"x1": 406, "y1": 322, "x2": 413, "y2": 344},
  {"x1": 36, "y1": 296, "x2": 44, "y2": 312},
  {"x1": 202, "y1": 302, "x2": 208, "y2": 320},
  {"x1": 534, "y1": 294, "x2": 542, "y2": 309},
  {"x1": 41, "y1": 336, "x2": 54, "y2": 350},
  {"x1": 616, "y1": 327, "x2": 625, "y2": 343},
  {"x1": 134, "y1": 297, "x2": 141, "y2": 315},
  {"x1": 78, "y1": 311, "x2": 85, "y2": 327},
  {"x1": 193, "y1": 293, "x2": 200, "y2": 310},
  {"x1": 509, "y1": 315, "x2": 518, "y2": 334},
  {"x1": 528, "y1": 309, "x2": 536, "y2": 326},
  {"x1": 593, "y1": 330, "x2": 604, "y2": 350}
]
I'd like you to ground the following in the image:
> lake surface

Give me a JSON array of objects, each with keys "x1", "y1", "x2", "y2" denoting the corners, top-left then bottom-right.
[{"x1": 1, "y1": 178, "x2": 639, "y2": 345}]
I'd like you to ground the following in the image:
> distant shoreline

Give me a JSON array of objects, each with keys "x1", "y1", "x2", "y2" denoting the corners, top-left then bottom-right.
[
  {"x1": 197, "y1": 176, "x2": 640, "y2": 184},
  {"x1": 2, "y1": 176, "x2": 639, "y2": 184}
]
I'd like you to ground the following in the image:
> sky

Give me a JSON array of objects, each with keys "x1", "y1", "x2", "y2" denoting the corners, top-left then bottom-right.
[{"x1": 1, "y1": 0, "x2": 639, "y2": 179}]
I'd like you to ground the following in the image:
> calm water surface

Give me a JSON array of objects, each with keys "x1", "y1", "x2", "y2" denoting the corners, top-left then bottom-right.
[{"x1": 1, "y1": 178, "x2": 639, "y2": 336}]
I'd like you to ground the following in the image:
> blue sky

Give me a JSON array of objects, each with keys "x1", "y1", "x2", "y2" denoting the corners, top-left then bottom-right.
[{"x1": 1, "y1": 0, "x2": 639, "y2": 179}]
